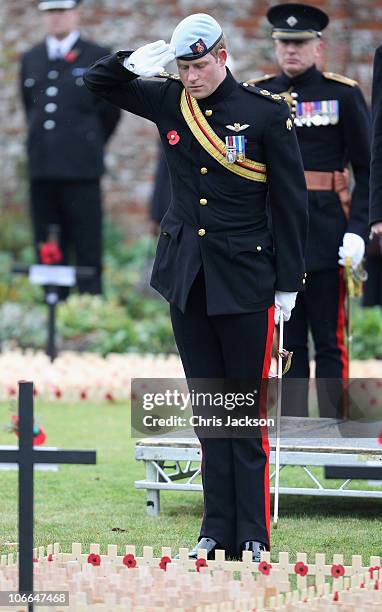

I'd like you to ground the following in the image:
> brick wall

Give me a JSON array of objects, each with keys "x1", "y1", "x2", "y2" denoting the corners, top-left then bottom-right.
[{"x1": 1, "y1": 0, "x2": 381, "y2": 241}]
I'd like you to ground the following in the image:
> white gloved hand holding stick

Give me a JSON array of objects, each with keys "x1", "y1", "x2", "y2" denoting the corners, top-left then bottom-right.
[
  {"x1": 338, "y1": 232, "x2": 365, "y2": 269},
  {"x1": 274, "y1": 291, "x2": 297, "y2": 325}
]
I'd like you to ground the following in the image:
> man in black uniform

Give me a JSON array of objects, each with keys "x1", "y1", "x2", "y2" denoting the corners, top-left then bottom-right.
[
  {"x1": 250, "y1": 3, "x2": 370, "y2": 417},
  {"x1": 21, "y1": 0, "x2": 120, "y2": 294},
  {"x1": 370, "y1": 44, "x2": 382, "y2": 237},
  {"x1": 84, "y1": 13, "x2": 308, "y2": 560},
  {"x1": 365, "y1": 43, "x2": 382, "y2": 307}
]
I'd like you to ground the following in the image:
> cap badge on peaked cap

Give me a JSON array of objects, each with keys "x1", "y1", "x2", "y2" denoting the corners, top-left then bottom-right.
[{"x1": 286, "y1": 16, "x2": 298, "y2": 27}]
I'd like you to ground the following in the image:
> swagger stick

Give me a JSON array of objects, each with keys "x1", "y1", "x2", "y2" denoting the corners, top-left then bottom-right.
[
  {"x1": 273, "y1": 311, "x2": 284, "y2": 528},
  {"x1": 344, "y1": 256, "x2": 353, "y2": 380},
  {"x1": 343, "y1": 256, "x2": 367, "y2": 370}
]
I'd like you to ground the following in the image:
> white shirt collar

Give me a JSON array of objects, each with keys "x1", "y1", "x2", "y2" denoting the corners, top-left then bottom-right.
[{"x1": 46, "y1": 30, "x2": 80, "y2": 60}]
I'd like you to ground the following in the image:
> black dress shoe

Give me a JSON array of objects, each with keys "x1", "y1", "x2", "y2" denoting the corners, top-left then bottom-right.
[
  {"x1": 240, "y1": 540, "x2": 267, "y2": 562},
  {"x1": 188, "y1": 537, "x2": 220, "y2": 559}
]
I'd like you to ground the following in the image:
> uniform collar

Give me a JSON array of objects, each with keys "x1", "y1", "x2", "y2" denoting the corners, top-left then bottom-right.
[
  {"x1": 197, "y1": 68, "x2": 237, "y2": 107},
  {"x1": 280, "y1": 63, "x2": 320, "y2": 88},
  {"x1": 46, "y1": 30, "x2": 80, "y2": 61}
]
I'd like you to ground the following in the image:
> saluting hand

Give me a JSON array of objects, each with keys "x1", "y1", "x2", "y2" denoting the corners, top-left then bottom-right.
[{"x1": 124, "y1": 40, "x2": 176, "y2": 77}]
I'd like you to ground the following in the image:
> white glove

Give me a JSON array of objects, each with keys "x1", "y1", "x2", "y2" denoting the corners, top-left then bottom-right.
[
  {"x1": 371, "y1": 221, "x2": 382, "y2": 238},
  {"x1": 123, "y1": 40, "x2": 175, "y2": 77},
  {"x1": 274, "y1": 291, "x2": 298, "y2": 325},
  {"x1": 338, "y1": 232, "x2": 365, "y2": 269}
]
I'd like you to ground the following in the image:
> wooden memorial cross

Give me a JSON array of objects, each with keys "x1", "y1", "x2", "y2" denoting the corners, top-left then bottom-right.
[{"x1": 0, "y1": 381, "x2": 96, "y2": 611}]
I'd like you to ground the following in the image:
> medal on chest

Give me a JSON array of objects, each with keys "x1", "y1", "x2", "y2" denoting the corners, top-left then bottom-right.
[
  {"x1": 294, "y1": 99, "x2": 339, "y2": 127},
  {"x1": 225, "y1": 134, "x2": 246, "y2": 164}
]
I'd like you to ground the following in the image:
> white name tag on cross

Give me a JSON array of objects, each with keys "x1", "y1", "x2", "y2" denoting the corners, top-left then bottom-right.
[{"x1": 29, "y1": 265, "x2": 76, "y2": 287}]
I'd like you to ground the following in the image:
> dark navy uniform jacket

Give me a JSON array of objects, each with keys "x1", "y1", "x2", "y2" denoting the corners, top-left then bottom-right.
[
  {"x1": 370, "y1": 45, "x2": 382, "y2": 226},
  {"x1": 84, "y1": 54, "x2": 308, "y2": 315},
  {"x1": 20, "y1": 37, "x2": 121, "y2": 180},
  {"x1": 252, "y1": 65, "x2": 370, "y2": 271},
  {"x1": 150, "y1": 145, "x2": 172, "y2": 223}
]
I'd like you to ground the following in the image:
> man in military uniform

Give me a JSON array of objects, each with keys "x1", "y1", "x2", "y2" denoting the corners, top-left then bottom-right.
[
  {"x1": 370, "y1": 43, "x2": 382, "y2": 238},
  {"x1": 85, "y1": 13, "x2": 308, "y2": 560},
  {"x1": 365, "y1": 43, "x2": 382, "y2": 307},
  {"x1": 21, "y1": 0, "x2": 121, "y2": 294},
  {"x1": 250, "y1": 3, "x2": 370, "y2": 417}
]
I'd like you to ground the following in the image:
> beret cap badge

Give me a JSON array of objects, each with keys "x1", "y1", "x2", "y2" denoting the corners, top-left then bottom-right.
[{"x1": 190, "y1": 39, "x2": 207, "y2": 54}]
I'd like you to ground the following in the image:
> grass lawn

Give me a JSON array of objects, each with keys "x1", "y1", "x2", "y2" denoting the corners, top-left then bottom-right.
[{"x1": 0, "y1": 400, "x2": 381, "y2": 564}]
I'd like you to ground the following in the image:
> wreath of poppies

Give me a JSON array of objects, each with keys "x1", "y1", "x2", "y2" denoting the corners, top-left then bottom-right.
[{"x1": 10, "y1": 415, "x2": 46, "y2": 446}]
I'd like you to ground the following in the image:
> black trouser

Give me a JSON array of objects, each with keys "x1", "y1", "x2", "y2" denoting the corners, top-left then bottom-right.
[
  {"x1": 170, "y1": 268, "x2": 274, "y2": 555},
  {"x1": 363, "y1": 256, "x2": 382, "y2": 307},
  {"x1": 30, "y1": 179, "x2": 102, "y2": 294},
  {"x1": 283, "y1": 267, "x2": 348, "y2": 418}
]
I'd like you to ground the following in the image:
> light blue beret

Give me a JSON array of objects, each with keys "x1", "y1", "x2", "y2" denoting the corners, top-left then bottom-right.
[{"x1": 170, "y1": 13, "x2": 223, "y2": 61}]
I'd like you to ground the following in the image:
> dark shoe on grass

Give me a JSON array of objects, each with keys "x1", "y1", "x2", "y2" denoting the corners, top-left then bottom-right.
[{"x1": 240, "y1": 540, "x2": 267, "y2": 562}]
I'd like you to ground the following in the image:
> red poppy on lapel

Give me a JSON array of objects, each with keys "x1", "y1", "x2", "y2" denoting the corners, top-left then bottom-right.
[
  {"x1": 65, "y1": 48, "x2": 80, "y2": 63},
  {"x1": 167, "y1": 130, "x2": 180, "y2": 145}
]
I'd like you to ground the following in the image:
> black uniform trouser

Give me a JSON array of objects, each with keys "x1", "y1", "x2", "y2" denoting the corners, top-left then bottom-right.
[
  {"x1": 170, "y1": 268, "x2": 274, "y2": 555},
  {"x1": 363, "y1": 255, "x2": 382, "y2": 307},
  {"x1": 283, "y1": 267, "x2": 348, "y2": 418},
  {"x1": 30, "y1": 179, "x2": 102, "y2": 294}
]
